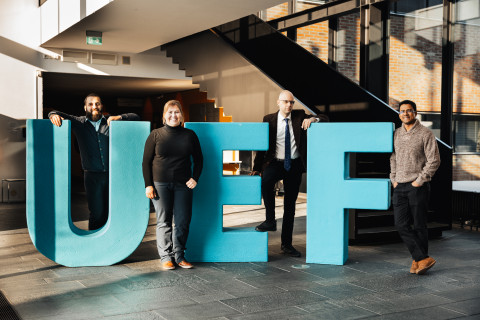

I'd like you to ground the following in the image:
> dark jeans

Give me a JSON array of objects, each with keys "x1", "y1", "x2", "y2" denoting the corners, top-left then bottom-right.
[
  {"x1": 262, "y1": 158, "x2": 303, "y2": 246},
  {"x1": 392, "y1": 182, "x2": 430, "y2": 262},
  {"x1": 84, "y1": 171, "x2": 109, "y2": 230},
  {"x1": 152, "y1": 181, "x2": 193, "y2": 262}
]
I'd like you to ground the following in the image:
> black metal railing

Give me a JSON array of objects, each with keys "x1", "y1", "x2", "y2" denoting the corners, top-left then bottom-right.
[{"x1": 211, "y1": 15, "x2": 452, "y2": 239}]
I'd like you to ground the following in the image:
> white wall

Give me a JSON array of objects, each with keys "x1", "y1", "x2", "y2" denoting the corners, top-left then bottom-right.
[
  {"x1": 0, "y1": 0, "x2": 190, "y2": 120},
  {"x1": 42, "y1": 0, "x2": 113, "y2": 43},
  {"x1": 165, "y1": 31, "x2": 312, "y2": 122},
  {"x1": 0, "y1": 0, "x2": 188, "y2": 182}
]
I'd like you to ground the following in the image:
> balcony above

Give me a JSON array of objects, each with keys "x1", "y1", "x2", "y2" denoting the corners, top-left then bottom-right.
[{"x1": 41, "y1": 0, "x2": 284, "y2": 53}]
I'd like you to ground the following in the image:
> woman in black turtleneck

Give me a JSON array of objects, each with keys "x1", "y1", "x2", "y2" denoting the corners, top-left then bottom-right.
[{"x1": 142, "y1": 100, "x2": 203, "y2": 270}]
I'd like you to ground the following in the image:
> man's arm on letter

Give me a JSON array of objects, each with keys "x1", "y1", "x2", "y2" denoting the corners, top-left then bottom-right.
[
  {"x1": 107, "y1": 113, "x2": 140, "y2": 126},
  {"x1": 48, "y1": 111, "x2": 83, "y2": 127},
  {"x1": 119, "y1": 113, "x2": 140, "y2": 121}
]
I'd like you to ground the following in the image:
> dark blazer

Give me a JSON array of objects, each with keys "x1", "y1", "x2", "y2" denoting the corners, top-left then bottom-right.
[
  {"x1": 48, "y1": 111, "x2": 140, "y2": 172},
  {"x1": 253, "y1": 110, "x2": 328, "y2": 173}
]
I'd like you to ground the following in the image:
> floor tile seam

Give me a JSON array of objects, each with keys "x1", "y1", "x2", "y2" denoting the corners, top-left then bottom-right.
[
  {"x1": 342, "y1": 265, "x2": 377, "y2": 275},
  {"x1": 217, "y1": 299, "x2": 245, "y2": 315},
  {"x1": 365, "y1": 305, "x2": 462, "y2": 319},
  {"x1": 336, "y1": 281, "x2": 380, "y2": 295},
  {"x1": 288, "y1": 269, "x2": 328, "y2": 282},
  {"x1": 437, "y1": 304, "x2": 471, "y2": 317},
  {"x1": 301, "y1": 288, "x2": 329, "y2": 299},
  {"x1": 440, "y1": 295, "x2": 480, "y2": 306},
  {"x1": 428, "y1": 290, "x2": 480, "y2": 303},
  {"x1": 232, "y1": 278, "x2": 260, "y2": 289},
  {"x1": 333, "y1": 302, "x2": 382, "y2": 316},
  {"x1": 248, "y1": 261, "x2": 295, "y2": 273},
  {"x1": 149, "y1": 309, "x2": 170, "y2": 320},
  {"x1": 342, "y1": 291, "x2": 455, "y2": 313},
  {"x1": 184, "y1": 281, "x2": 215, "y2": 296},
  {"x1": 437, "y1": 305, "x2": 468, "y2": 316}
]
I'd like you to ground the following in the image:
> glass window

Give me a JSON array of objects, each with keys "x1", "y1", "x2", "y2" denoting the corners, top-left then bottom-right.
[
  {"x1": 337, "y1": 12, "x2": 360, "y2": 84},
  {"x1": 418, "y1": 113, "x2": 441, "y2": 139},
  {"x1": 297, "y1": 21, "x2": 329, "y2": 63},
  {"x1": 389, "y1": 0, "x2": 443, "y2": 128},
  {"x1": 454, "y1": 0, "x2": 480, "y2": 128},
  {"x1": 420, "y1": 113, "x2": 480, "y2": 153},
  {"x1": 454, "y1": 114, "x2": 480, "y2": 153}
]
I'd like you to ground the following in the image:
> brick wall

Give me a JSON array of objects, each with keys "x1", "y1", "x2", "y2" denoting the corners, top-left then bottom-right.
[
  {"x1": 337, "y1": 13, "x2": 360, "y2": 84},
  {"x1": 265, "y1": 4, "x2": 480, "y2": 180},
  {"x1": 389, "y1": 14, "x2": 443, "y2": 112},
  {"x1": 266, "y1": 2, "x2": 289, "y2": 21},
  {"x1": 453, "y1": 23, "x2": 480, "y2": 114},
  {"x1": 454, "y1": 154, "x2": 480, "y2": 180}
]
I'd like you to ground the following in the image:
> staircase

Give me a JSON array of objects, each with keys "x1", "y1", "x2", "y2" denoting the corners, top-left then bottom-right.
[{"x1": 163, "y1": 15, "x2": 452, "y2": 243}]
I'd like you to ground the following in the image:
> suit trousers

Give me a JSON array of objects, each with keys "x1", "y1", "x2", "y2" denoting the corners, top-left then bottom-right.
[
  {"x1": 152, "y1": 181, "x2": 193, "y2": 263},
  {"x1": 392, "y1": 182, "x2": 430, "y2": 262},
  {"x1": 84, "y1": 171, "x2": 109, "y2": 231},
  {"x1": 261, "y1": 158, "x2": 303, "y2": 246}
]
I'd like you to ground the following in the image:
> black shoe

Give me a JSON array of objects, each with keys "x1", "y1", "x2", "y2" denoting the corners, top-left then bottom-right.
[
  {"x1": 255, "y1": 220, "x2": 277, "y2": 232},
  {"x1": 281, "y1": 244, "x2": 301, "y2": 257}
]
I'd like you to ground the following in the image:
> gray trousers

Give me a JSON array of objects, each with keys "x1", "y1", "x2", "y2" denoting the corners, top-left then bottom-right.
[{"x1": 151, "y1": 181, "x2": 193, "y2": 262}]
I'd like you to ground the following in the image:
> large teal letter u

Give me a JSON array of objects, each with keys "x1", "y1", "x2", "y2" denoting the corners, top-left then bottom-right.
[{"x1": 26, "y1": 120, "x2": 150, "y2": 267}]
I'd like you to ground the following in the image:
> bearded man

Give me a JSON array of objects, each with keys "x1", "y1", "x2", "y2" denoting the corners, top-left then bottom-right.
[{"x1": 49, "y1": 93, "x2": 140, "y2": 230}]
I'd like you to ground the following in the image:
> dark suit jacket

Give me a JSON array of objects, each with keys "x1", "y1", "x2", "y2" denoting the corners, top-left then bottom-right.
[{"x1": 253, "y1": 110, "x2": 328, "y2": 173}]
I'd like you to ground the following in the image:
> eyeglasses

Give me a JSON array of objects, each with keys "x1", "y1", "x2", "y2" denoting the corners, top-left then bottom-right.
[
  {"x1": 280, "y1": 100, "x2": 295, "y2": 105},
  {"x1": 399, "y1": 109, "x2": 415, "y2": 115}
]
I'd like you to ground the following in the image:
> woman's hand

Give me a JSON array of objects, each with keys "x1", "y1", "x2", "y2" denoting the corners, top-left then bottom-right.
[
  {"x1": 145, "y1": 186, "x2": 156, "y2": 199},
  {"x1": 186, "y1": 178, "x2": 197, "y2": 189}
]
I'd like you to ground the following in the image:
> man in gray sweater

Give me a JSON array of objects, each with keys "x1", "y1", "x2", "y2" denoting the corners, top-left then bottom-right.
[{"x1": 390, "y1": 100, "x2": 441, "y2": 275}]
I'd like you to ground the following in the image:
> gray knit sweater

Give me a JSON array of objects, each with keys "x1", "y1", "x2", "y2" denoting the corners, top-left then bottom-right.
[{"x1": 390, "y1": 119, "x2": 441, "y2": 185}]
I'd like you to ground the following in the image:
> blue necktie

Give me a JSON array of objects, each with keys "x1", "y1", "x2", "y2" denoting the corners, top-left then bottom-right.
[{"x1": 284, "y1": 118, "x2": 291, "y2": 171}]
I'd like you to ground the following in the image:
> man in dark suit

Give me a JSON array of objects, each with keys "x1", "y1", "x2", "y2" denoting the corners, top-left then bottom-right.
[{"x1": 251, "y1": 90, "x2": 327, "y2": 257}]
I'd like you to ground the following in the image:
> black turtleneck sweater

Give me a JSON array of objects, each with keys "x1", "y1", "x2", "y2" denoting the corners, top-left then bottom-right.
[{"x1": 142, "y1": 124, "x2": 203, "y2": 187}]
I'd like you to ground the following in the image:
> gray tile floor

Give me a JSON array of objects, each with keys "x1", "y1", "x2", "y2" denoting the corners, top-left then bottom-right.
[{"x1": 1, "y1": 194, "x2": 480, "y2": 320}]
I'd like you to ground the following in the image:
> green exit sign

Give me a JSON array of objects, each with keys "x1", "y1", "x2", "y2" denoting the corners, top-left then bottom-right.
[
  {"x1": 86, "y1": 31, "x2": 102, "y2": 45},
  {"x1": 86, "y1": 36, "x2": 102, "y2": 45}
]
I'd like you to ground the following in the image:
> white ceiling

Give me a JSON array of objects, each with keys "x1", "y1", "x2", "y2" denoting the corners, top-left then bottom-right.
[
  {"x1": 43, "y1": 72, "x2": 199, "y2": 96},
  {"x1": 42, "y1": 0, "x2": 284, "y2": 54}
]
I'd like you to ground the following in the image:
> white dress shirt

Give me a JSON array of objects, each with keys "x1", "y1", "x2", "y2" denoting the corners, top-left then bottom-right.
[{"x1": 276, "y1": 113, "x2": 300, "y2": 160}]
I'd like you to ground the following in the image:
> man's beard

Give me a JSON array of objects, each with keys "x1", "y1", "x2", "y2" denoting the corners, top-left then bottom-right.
[{"x1": 86, "y1": 109, "x2": 102, "y2": 121}]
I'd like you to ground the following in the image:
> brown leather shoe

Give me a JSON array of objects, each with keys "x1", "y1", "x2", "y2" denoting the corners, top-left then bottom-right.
[
  {"x1": 416, "y1": 257, "x2": 436, "y2": 275},
  {"x1": 162, "y1": 261, "x2": 175, "y2": 270},
  {"x1": 410, "y1": 260, "x2": 418, "y2": 274},
  {"x1": 178, "y1": 260, "x2": 194, "y2": 269}
]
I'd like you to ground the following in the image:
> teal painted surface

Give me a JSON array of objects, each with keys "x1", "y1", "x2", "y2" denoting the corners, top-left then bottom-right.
[
  {"x1": 185, "y1": 123, "x2": 269, "y2": 262},
  {"x1": 26, "y1": 120, "x2": 150, "y2": 266},
  {"x1": 306, "y1": 123, "x2": 393, "y2": 265}
]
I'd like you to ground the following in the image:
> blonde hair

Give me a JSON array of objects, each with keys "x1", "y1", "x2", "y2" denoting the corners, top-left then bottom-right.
[{"x1": 163, "y1": 100, "x2": 184, "y2": 125}]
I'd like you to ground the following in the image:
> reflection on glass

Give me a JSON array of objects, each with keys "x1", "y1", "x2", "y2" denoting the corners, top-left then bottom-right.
[
  {"x1": 389, "y1": 0, "x2": 443, "y2": 127},
  {"x1": 337, "y1": 12, "x2": 360, "y2": 84},
  {"x1": 453, "y1": 0, "x2": 480, "y2": 180},
  {"x1": 297, "y1": 22, "x2": 329, "y2": 63}
]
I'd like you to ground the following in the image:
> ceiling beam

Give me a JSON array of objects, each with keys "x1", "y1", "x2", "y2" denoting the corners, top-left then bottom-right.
[{"x1": 269, "y1": 0, "x2": 394, "y2": 32}]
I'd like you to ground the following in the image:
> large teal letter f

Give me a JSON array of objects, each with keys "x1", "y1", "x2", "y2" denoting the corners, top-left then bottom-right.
[{"x1": 306, "y1": 123, "x2": 393, "y2": 265}]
